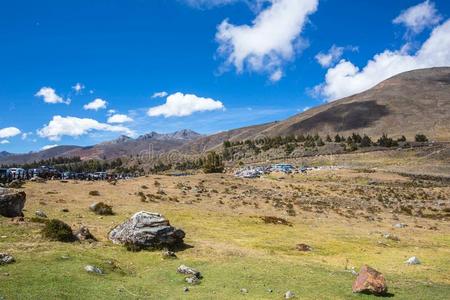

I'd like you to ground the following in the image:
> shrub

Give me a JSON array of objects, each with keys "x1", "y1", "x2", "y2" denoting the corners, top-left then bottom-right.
[
  {"x1": 89, "y1": 190, "x2": 100, "y2": 196},
  {"x1": 90, "y1": 202, "x2": 114, "y2": 215},
  {"x1": 41, "y1": 219, "x2": 75, "y2": 242},
  {"x1": 415, "y1": 134, "x2": 428, "y2": 142}
]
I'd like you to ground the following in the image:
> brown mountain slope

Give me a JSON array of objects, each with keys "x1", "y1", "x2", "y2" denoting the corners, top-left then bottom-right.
[{"x1": 183, "y1": 67, "x2": 450, "y2": 152}]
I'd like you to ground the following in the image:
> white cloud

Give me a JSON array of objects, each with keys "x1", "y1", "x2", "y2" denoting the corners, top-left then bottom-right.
[
  {"x1": 72, "y1": 83, "x2": 85, "y2": 93},
  {"x1": 107, "y1": 114, "x2": 134, "y2": 124},
  {"x1": 393, "y1": 0, "x2": 442, "y2": 34},
  {"x1": 147, "y1": 92, "x2": 224, "y2": 117},
  {"x1": 37, "y1": 115, "x2": 135, "y2": 141},
  {"x1": 83, "y1": 98, "x2": 107, "y2": 111},
  {"x1": 152, "y1": 91, "x2": 169, "y2": 98},
  {"x1": 0, "y1": 140, "x2": 10, "y2": 144},
  {"x1": 41, "y1": 144, "x2": 58, "y2": 150},
  {"x1": 315, "y1": 19, "x2": 450, "y2": 101},
  {"x1": 0, "y1": 127, "x2": 21, "y2": 139},
  {"x1": 269, "y1": 69, "x2": 283, "y2": 82},
  {"x1": 302, "y1": 106, "x2": 310, "y2": 112},
  {"x1": 216, "y1": 0, "x2": 318, "y2": 80},
  {"x1": 315, "y1": 45, "x2": 345, "y2": 68},
  {"x1": 35, "y1": 87, "x2": 71, "y2": 104}
]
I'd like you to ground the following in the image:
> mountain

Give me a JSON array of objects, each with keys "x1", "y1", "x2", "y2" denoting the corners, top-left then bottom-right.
[
  {"x1": 182, "y1": 67, "x2": 450, "y2": 152},
  {"x1": 0, "y1": 130, "x2": 203, "y2": 165}
]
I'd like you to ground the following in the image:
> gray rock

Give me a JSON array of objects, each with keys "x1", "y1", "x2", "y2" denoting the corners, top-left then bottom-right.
[
  {"x1": 177, "y1": 265, "x2": 201, "y2": 278},
  {"x1": 84, "y1": 265, "x2": 103, "y2": 274},
  {"x1": 109, "y1": 211, "x2": 185, "y2": 249},
  {"x1": 0, "y1": 253, "x2": 15, "y2": 265},
  {"x1": 240, "y1": 288, "x2": 248, "y2": 294},
  {"x1": 75, "y1": 226, "x2": 96, "y2": 241},
  {"x1": 162, "y1": 249, "x2": 177, "y2": 259},
  {"x1": 405, "y1": 256, "x2": 421, "y2": 265},
  {"x1": 394, "y1": 223, "x2": 407, "y2": 228},
  {"x1": 35, "y1": 210, "x2": 48, "y2": 218},
  {"x1": 0, "y1": 188, "x2": 26, "y2": 217},
  {"x1": 383, "y1": 233, "x2": 400, "y2": 241},
  {"x1": 185, "y1": 276, "x2": 200, "y2": 285},
  {"x1": 285, "y1": 290, "x2": 295, "y2": 299},
  {"x1": 183, "y1": 287, "x2": 189, "y2": 292}
]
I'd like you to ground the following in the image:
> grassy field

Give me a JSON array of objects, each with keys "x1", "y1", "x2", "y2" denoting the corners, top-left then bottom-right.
[{"x1": 1, "y1": 169, "x2": 449, "y2": 299}]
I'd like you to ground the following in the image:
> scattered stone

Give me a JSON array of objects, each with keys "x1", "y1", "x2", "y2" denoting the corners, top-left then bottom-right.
[
  {"x1": 0, "y1": 188, "x2": 26, "y2": 217},
  {"x1": 74, "y1": 226, "x2": 97, "y2": 242},
  {"x1": 352, "y1": 265, "x2": 388, "y2": 295},
  {"x1": 109, "y1": 211, "x2": 185, "y2": 250},
  {"x1": 267, "y1": 288, "x2": 273, "y2": 293},
  {"x1": 405, "y1": 256, "x2": 421, "y2": 265},
  {"x1": 0, "y1": 253, "x2": 15, "y2": 265},
  {"x1": 260, "y1": 216, "x2": 292, "y2": 226},
  {"x1": 30, "y1": 176, "x2": 45, "y2": 183},
  {"x1": 240, "y1": 288, "x2": 248, "y2": 294},
  {"x1": 162, "y1": 249, "x2": 177, "y2": 259},
  {"x1": 84, "y1": 265, "x2": 103, "y2": 274},
  {"x1": 383, "y1": 233, "x2": 400, "y2": 241},
  {"x1": 183, "y1": 287, "x2": 189, "y2": 292},
  {"x1": 296, "y1": 243, "x2": 312, "y2": 251},
  {"x1": 7, "y1": 180, "x2": 24, "y2": 189},
  {"x1": 61, "y1": 208, "x2": 69, "y2": 212},
  {"x1": 89, "y1": 202, "x2": 113, "y2": 216},
  {"x1": 185, "y1": 276, "x2": 200, "y2": 285},
  {"x1": 177, "y1": 265, "x2": 201, "y2": 278},
  {"x1": 394, "y1": 223, "x2": 407, "y2": 228},
  {"x1": 285, "y1": 290, "x2": 295, "y2": 299},
  {"x1": 35, "y1": 210, "x2": 48, "y2": 218}
]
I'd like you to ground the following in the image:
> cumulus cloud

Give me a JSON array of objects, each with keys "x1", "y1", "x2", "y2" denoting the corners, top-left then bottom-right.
[
  {"x1": 152, "y1": 91, "x2": 169, "y2": 98},
  {"x1": 0, "y1": 127, "x2": 21, "y2": 139},
  {"x1": 41, "y1": 144, "x2": 58, "y2": 150},
  {"x1": 37, "y1": 116, "x2": 134, "y2": 141},
  {"x1": 83, "y1": 98, "x2": 107, "y2": 110},
  {"x1": 314, "y1": 19, "x2": 450, "y2": 101},
  {"x1": 269, "y1": 69, "x2": 283, "y2": 82},
  {"x1": 0, "y1": 140, "x2": 10, "y2": 144},
  {"x1": 35, "y1": 87, "x2": 71, "y2": 104},
  {"x1": 107, "y1": 114, "x2": 134, "y2": 124},
  {"x1": 72, "y1": 83, "x2": 85, "y2": 93},
  {"x1": 393, "y1": 0, "x2": 442, "y2": 34},
  {"x1": 315, "y1": 45, "x2": 345, "y2": 68},
  {"x1": 184, "y1": 0, "x2": 238, "y2": 8},
  {"x1": 216, "y1": 0, "x2": 318, "y2": 80},
  {"x1": 147, "y1": 92, "x2": 224, "y2": 117}
]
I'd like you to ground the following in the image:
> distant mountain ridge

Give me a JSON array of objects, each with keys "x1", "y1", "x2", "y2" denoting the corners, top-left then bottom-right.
[{"x1": 0, "y1": 130, "x2": 203, "y2": 165}]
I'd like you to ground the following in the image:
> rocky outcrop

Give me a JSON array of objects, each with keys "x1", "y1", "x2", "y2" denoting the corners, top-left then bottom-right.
[
  {"x1": 109, "y1": 211, "x2": 185, "y2": 249},
  {"x1": 0, "y1": 188, "x2": 26, "y2": 218},
  {"x1": 352, "y1": 265, "x2": 388, "y2": 295}
]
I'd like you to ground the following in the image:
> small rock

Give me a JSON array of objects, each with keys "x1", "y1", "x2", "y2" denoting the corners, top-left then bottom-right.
[
  {"x1": 0, "y1": 253, "x2": 15, "y2": 265},
  {"x1": 352, "y1": 265, "x2": 387, "y2": 295},
  {"x1": 383, "y1": 233, "x2": 400, "y2": 241},
  {"x1": 267, "y1": 288, "x2": 273, "y2": 293},
  {"x1": 185, "y1": 276, "x2": 200, "y2": 285},
  {"x1": 61, "y1": 208, "x2": 69, "y2": 212},
  {"x1": 296, "y1": 243, "x2": 312, "y2": 251},
  {"x1": 162, "y1": 249, "x2": 177, "y2": 259},
  {"x1": 240, "y1": 288, "x2": 248, "y2": 294},
  {"x1": 75, "y1": 226, "x2": 96, "y2": 242},
  {"x1": 183, "y1": 287, "x2": 189, "y2": 292},
  {"x1": 177, "y1": 265, "x2": 201, "y2": 278},
  {"x1": 3, "y1": 272, "x2": 9, "y2": 276},
  {"x1": 84, "y1": 265, "x2": 103, "y2": 274},
  {"x1": 35, "y1": 210, "x2": 48, "y2": 218},
  {"x1": 394, "y1": 223, "x2": 407, "y2": 228},
  {"x1": 285, "y1": 290, "x2": 295, "y2": 299},
  {"x1": 405, "y1": 256, "x2": 421, "y2": 265}
]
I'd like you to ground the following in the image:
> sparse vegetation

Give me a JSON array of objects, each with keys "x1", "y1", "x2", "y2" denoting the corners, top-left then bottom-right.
[{"x1": 41, "y1": 219, "x2": 75, "y2": 242}]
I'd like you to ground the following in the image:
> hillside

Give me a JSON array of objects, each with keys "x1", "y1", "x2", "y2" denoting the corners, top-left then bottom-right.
[{"x1": 183, "y1": 67, "x2": 450, "y2": 152}]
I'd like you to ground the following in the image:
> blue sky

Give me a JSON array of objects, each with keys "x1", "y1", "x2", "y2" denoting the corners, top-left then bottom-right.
[{"x1": 0, "y1": 0, "x2": 449, "y2": 153}]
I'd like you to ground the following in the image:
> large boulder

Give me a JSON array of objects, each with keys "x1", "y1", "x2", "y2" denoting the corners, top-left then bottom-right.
[
  {"x1": 352, "y1": 265, "x2": 388, "y2": 295},
  {"x1": 109, "y1": 211, "x2": 185, "y2": 249},
  {"x1": 0, "y1": 188, "x2": 26, "y2": 218}
]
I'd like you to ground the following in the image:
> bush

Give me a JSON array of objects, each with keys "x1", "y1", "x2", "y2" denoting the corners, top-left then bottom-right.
[
  {"x1": 90, "y1": 202, "x2": 114, "y2": 215},
  {"x1": 41, "y1": 219, "x2": 75, "y2": 242},
  {"x1": 415, "y1": 134, "x2": 428, "y2": 142},
  {"x1": 89, "y1": 190, "x2": 100, "y2": 196}
]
